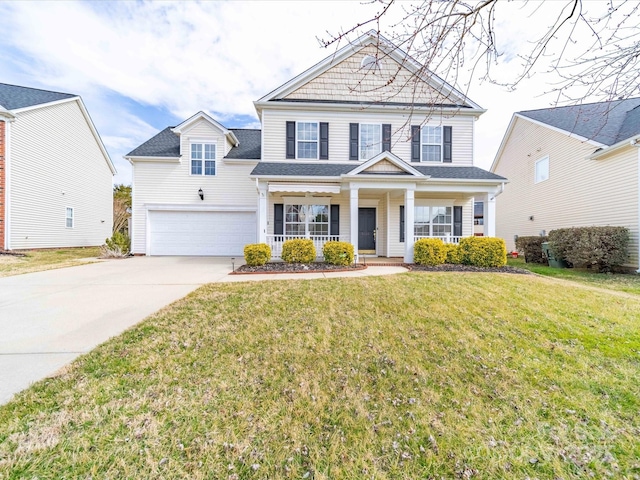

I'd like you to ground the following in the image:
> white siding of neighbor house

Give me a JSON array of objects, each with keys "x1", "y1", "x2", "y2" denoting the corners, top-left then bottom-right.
[
  {"x1": 131, "y1": 119, "x2": 258, "y2": 254},
  {"x1": 9, "y1": 100, "x2": 113, "y2": 249},
  {"x1": 261, "y1": 109, "x2": 475, "y2": 165},
  {"x1": 284, "y1": 45, "x2": 452, "y2": 105},
  {"x1": 493, "y1": 116, "x2": 639, "y2": 268}
]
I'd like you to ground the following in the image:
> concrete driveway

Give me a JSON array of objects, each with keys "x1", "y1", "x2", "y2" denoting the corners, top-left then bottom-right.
[{"x1": 0, "y1": 256, "x2": 235, "y2": 404}]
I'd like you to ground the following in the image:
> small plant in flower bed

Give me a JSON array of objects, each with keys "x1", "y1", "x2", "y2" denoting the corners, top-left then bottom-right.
[
  {"x1": 458, "y1": 236, "x2": 507, "y2": 267},
  {"x1": 243, "y1": 243, "x2": 271, "y2": 266},
  {"x1": 323, "y1": 241, "x2": 354, "y2": 266},
  {"x1": 413, "y1": 238, "x2": 447, "y2": 266},
  {"x1": 281, "y1": 239, "x2": 316, "y2": 263}
]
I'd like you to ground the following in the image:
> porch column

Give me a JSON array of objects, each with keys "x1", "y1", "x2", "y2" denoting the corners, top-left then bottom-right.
[
  {"x1": 350, "y1": 186, "x2": 359, "y2": 254},
  {"x1": 257, "y1": 182, "x2": 268, "y2": 243},
  {"x1": 483, "y1": 192, "x2": 496, "y2": 237},
  {"x1": 404, "y1": 188, "x2": 415, "y2": 263}
]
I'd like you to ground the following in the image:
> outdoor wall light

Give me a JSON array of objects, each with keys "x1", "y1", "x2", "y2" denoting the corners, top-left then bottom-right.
[{"x1": 198, "y1": 188, "x2": 204, "y2": 201}]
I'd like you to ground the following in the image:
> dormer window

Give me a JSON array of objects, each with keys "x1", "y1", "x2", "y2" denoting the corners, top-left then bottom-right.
[{"x1": 191, "y1": 142, "x2": 216, "y2": 176}]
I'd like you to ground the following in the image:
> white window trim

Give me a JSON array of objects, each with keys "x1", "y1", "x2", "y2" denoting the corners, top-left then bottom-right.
[
  {"x1": 189, "y1": 139, "x2": 217, "y2": 176},
  {"x1": 413, "y1": 205, "x2": 454, "y2": 237},
  {"x1": 296, "y1": 121, "x2": 319, "y2": 160},
  {"x1": 535, "y1": 155, "x2": 549, "y2": 183},
  {"x1": 65, "y1": 207, "x2": 74, "y2": 229},
  {"x1": 420, "y1": 125, "x2": 443, "y2": 163},
  {"x1": 283, "y1": 202, "x2": 331, "y2": 237},
  {"x1": 359, "y1": 123, "x2": 382, "y2": 160}
]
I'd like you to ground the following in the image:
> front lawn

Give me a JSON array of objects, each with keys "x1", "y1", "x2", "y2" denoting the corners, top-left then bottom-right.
[
  {"x1": 0, "y1": 247, "x2": 101, "y2": 277},
  {"x1": 1, "y1": 273, "x2": 639, "y2": 478}
]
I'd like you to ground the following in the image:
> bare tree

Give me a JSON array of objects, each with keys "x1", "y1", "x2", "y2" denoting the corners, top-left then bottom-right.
[
  {"x1": 113, "y1": 184, "x2": 131, "y2": 235},
  {"x1": 321, "y1": 0, "x2": 640, "y2": 104}
]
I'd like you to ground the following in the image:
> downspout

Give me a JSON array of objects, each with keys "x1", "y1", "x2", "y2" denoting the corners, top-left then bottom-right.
[
  {"x1": 1, "y1": 112, "x2": 15, "y2": 251},
  {"x1": 632, "y1": 139, "x2": 640, "y2": 273}
]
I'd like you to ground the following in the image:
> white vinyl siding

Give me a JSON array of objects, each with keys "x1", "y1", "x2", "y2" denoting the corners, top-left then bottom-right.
[
  {"x1": 9, "y1": 100, "x2": 113, "y2": 249},
  {"x1": 131, "y1": 118, "x2": 258, "y2": 254},
  {"x1": 262, "y1": 109, "x2": 475, "y2": 165},
  {"x1": 493, "y1": 117, "x2": 639, "y2": 268}
]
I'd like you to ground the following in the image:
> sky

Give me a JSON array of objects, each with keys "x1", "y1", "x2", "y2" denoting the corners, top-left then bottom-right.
[{"x1": 0, "y1": 0, "x2": 617, "y2": 185}]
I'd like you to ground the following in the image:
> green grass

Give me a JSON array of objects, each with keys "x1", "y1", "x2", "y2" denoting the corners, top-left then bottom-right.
[
  {"x1": 508, "y1": 257, "x2": 640, "y2": 295},
  {"x1": 1, "y1": 273, "x2": 639, "y2": 479},
  {"x1": 0, "y1": 247, "x2": 101, "y2": 277}
]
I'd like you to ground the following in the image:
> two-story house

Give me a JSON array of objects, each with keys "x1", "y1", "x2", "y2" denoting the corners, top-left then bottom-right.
[{"x1": 126, "y1": 31, "x2": 506, "y2": 262}]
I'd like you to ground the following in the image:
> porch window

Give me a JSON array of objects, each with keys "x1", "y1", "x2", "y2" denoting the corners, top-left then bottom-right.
[
  {"x1": 285, "y1": 204, "x2": 329, "y2": 236},
  {"x1": 191, "y1": 142, "x2": 216, "y2": 176},
  {"x1": 360, "y1": 124, "x2": 381, "y2": 160},
  {"x1": 421, "y1": 126, "x2": 442, "y2": 162},
  {"x1": 297, "y1": 122, "x2": 319, "y2": 159},
  {"x1": 414, "y1": 206, "x2": 452, "y2": 236}
]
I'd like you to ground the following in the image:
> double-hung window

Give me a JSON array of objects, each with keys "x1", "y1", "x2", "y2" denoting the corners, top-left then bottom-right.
[
  {"x1": 421, "y1": 126, "x2": 442, "y2": 162},
  {"x1": 65, "y1": 207, "x2": 74, "y2": 228},
  {"x1": 413, "y1": 206, "x2": 452, "y2": 237},
  {"x1": 535, "y1": 155, "x2": 549, "y2": 183},
  {"x1": 359, "y1": 124, "x2": 381, "y2": 160},
  {"x1": 191, "y1": 142, "x2": 216, "y2": 176},
  {"x1": 285, "y1": 204, "x2": 329, "y2": 236},
  {"x1": 297, "y1": 122, "x2": 319, "y2": 159}
]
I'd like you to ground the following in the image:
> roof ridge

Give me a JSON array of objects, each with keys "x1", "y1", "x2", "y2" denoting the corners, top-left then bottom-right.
[{"x1": 0, "y1": 82, "x2": 76, "y2": 97}]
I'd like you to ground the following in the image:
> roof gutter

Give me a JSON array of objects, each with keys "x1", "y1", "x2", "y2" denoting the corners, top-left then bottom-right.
[{"x1": 587, "y1": 134, "x2": 640, "y2": 160}]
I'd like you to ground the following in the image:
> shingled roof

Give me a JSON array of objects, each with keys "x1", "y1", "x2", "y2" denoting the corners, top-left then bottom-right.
[
  {"x1": 0, "y1": 83, "x2": 76, "y2": 110},
  {"x1": 518, "y1": 97, "x2": 640, "y2": 146},
  {"x1": 251, "y1": 162, "x2": 505, "y2": 180},
  {"x1": 126, "y1": 126, "x2": 262, "y2": 159}
]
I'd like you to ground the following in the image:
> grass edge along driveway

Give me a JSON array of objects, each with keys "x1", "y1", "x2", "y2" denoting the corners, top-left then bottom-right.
[
  {"x1": 1, "y1": 272, "x2": 638, "y2": 479},
  {"x1": 0, "y1": 247, "x2": 102, "y2": 278}
]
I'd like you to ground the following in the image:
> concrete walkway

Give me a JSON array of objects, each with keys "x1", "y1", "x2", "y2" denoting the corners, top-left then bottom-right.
[{"x1": 0, "y1": 257, "x2": 406, "y2": 404}]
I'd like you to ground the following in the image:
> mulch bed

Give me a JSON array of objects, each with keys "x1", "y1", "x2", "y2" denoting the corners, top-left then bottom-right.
[
  {"x1": 234, "y1": 262, "x2": 367, "y2": 274},
  {"x1": 234, "y1": 262, "x2": 532, "y2": 275}
]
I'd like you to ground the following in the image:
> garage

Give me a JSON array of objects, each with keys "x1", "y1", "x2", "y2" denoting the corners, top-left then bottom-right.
[{"x1": 148, "y1": 210, "x2": 256, "y2": 256}]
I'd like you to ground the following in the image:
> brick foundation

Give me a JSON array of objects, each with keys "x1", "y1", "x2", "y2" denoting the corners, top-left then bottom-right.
[{"x1": 0, "y1": 120, "x2": 5, "y2": 250}]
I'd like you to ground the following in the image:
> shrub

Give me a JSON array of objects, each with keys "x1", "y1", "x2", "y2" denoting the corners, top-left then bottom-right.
[
  {"x1": 443, "y1": 243, "x2": 462, "y2": 264},
  {"x1": 101, "y1": 232, "x2": 130, "y2": 258},
  {"x1": 413, "y1": 238, "x2": 447, "y2": 266},
  {"x1": 323, "y1": 241, "x2": 354, "y2": 266},
  {"x1": 244, "y1": 243, "x2": 271, "y2": 266},
  {"x1": 281, "y1": 239, "x2": 316, "y2": 263},
  {"x1": 548, "y1": 226, "x2": 629, "y2": 272},
  {"x1": 458, "y1": 237, "x2": 507, "y2": 267},
  {"x1": 515, "y1": 236, "x2": 548, "y2": 264}
]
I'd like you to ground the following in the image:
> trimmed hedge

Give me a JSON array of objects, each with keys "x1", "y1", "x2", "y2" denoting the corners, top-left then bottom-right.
[
  {"x1": 323, "y1": 241, "x2": 354, "y2": 266},
  {"x1": 548, "y1": 226, "x2": 629, "y2": 272},
  {"x1": 458, "y1": 237, "x2": 507, "y2": 267},
  {"x1": 515, "y1": 236, "x2": 548, "y2": 264},
  {"x1": 443, "y1": 243, "x2": 462, "y2": 264},
  {"x1": 281, "y1": 239, "x2": 316, "y2": 263},
  {"x1": 414, "y1": 238, "x2": 447, "y2": 266},
  {"x1": 244, "y1": 243, "x2": 271, "y2": 266}
]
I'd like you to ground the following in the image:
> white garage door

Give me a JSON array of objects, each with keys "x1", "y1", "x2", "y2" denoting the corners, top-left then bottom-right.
[{"x1": 148, "y1": 210, "x2": 256, "y2": 256}]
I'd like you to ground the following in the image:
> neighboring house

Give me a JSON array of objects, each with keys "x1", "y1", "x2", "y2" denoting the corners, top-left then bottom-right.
[
  {"x1": 0, "y1": 83, "x2": 115, "y2": 251},
  {"x1": 126, "y1": 31, "x2": 506, "y2": 261},
  {"x1": 491, "y1": 98, "x2": 640, "y2": 271}
]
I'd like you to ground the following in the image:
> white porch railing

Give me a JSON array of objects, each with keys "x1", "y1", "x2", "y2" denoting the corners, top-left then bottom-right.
[
  {"x1": 414, "y1": 235, "x2": 463, "y2": 244},
  {"x1": 266, "y1": 234, "x2": 349, "y2": 259}
]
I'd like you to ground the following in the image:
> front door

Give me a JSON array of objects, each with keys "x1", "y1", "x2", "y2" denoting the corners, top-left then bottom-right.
[{"x1": 358, "y1": 208, "x2": 376, "y2": 254}]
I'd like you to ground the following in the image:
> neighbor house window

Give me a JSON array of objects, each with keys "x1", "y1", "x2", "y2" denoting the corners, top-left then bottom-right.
[
  {"x1": 297, "y1": 122, "x2": 319, "y2": 159},
  {"x1": 285, "y1": 204, "x2": 329, "y2": 236},
  {"x1": 191, "y1": 142, "x2": 216, "y2": 176},
  {"x1": 360, "y1": 124, "x2": 381, "y2": 160},
  {"x1": 421, "y1": 126, "x2": 442, "y2": 162},
  {"x1": 413, "y1": 206, "x2": 452, "y2": 236},
  {"x1": 66, "y1": 207, "x2": 74, "y2": 228},
  {"x1": 535, "y1": 155, "x2": 549, "y2": 183}
]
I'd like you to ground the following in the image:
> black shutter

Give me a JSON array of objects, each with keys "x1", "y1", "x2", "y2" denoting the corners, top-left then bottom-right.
[
  {"x1": 286, "y1": 122, "x2": 295, "y2": 159},
  {"x1": 411, "y1": 125, "x2": 420, "y2": 162},
  {"x1": 443, "y1": 126, "x2": 452, "y2": 163},
  {"x1": 382, "y1": 124, "x2": 391, "y2": 152},
  {"x1": 274, "y1": 204, "x2": 284, "y2": 235},
  {"x1": 349, "y1": 123, "x2": 359, "y2": 160},
  {"x1": 330, "y1": 204, "x2": 340, "y2": 236},
  {"x1": 453, "y1": 205, "x2": 462, "y2": 237},
  {"x1": 400, "y1": 205, "x2": 405, "y2": 243},
  {"x1": 319, "y1": 122, "x2": 329, "y2": 160}
]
